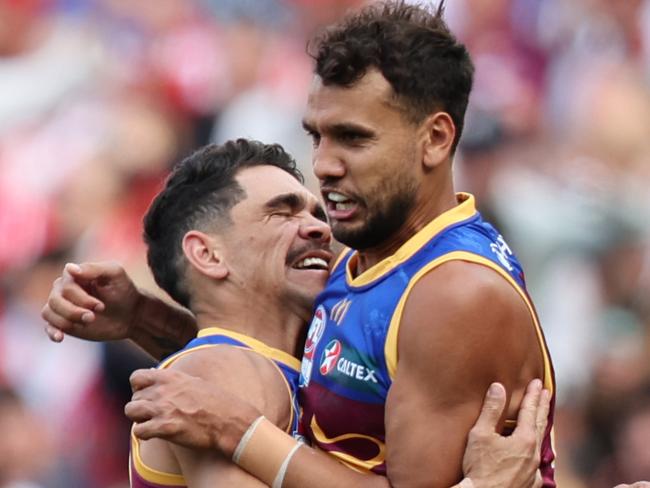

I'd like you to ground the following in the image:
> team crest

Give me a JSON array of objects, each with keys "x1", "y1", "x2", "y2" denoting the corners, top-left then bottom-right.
[
  {"x1": 319, "y1": 340, "x2": 342, "y2": 375},
  {"x1": 300, "y1": 305, "x2": 328, "y2": 387}
]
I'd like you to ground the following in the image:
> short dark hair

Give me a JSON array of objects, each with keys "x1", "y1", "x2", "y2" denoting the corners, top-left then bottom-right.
[
  {"x1": 309, "y1": 0, "x2": 474, "y2": 151},
  {"x1": 143, "y1": 139, "x2": 303, "y2": 308}
]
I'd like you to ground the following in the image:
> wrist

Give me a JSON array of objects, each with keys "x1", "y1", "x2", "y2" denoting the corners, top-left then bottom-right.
[
  {"x1": 216, "y1": 403, "x2": 263, "y2": 457},
  {"x1": 127, "y1": 287, "x2": 147, "y2": 340},
  {"x1": 231, "y1": 416, "x2": 301, "y2": 487}
]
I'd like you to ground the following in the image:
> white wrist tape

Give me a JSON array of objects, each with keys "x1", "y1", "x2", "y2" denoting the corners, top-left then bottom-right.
[
  {"x1": 272, "y1": 442, "x2": 302, "y2": 488},
  {"x1": 232, "y1": 415, "x2": 265, "y2": 464}
]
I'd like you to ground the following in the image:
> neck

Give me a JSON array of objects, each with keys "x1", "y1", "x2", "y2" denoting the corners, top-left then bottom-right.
[
  {"x1": 190, "y1": 290, "x2": 306, "y2": 358},
  {"x1": 355, "y1": 177, "x2": 457, "y2": 275}
]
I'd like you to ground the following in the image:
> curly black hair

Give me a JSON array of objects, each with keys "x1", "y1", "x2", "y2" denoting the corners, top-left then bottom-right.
[{"x1": 309, "y1": 1, "x2": 473, "y2": 151}]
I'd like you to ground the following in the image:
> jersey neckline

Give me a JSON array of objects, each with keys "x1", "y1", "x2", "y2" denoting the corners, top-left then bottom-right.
[{"x1": 345, "y1": 193, "x2": 477, "y2": 288}]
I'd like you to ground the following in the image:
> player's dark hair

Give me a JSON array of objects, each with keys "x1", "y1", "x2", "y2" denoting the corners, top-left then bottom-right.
[
  {"x1": 143, "y1": 139, "x2": 303, "y2": 308},
  {"x1": 308, "y1": 0, "x2": 473, "y2": 151}
]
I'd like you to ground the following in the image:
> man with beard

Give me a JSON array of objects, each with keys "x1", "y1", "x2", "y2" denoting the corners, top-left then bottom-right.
[
  {"x1": 43, "y1": 138, "x2": 551, "y2": 488},
  {"x1": 43, "y1": 2, "x2": 557, "y2": 487}
]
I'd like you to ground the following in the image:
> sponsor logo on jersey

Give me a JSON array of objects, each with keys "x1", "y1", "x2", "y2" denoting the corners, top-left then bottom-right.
[
  {"x1": 336, "y1": 357, "x2": 378, "y2": 383},
  {"x1": 300, "y1": 305, "x2": 327, "y2": 387},
  {"x1": 318, "y1": 340, "x2": 379, "y2": 383},
  {"x1": 319, "y1": 340, "x2": 341, "y2": 375}
]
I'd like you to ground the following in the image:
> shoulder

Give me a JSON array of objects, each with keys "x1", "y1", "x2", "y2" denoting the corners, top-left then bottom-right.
[
  {"x1": 398, "y1": 259, "x2": 535, "y2": 368},
  {"x1": 403, "y1": 259, "x2": 522, "y2": 325},
  {"x1": 167, "y1": 344, "x2": 293, "y2": 430}
]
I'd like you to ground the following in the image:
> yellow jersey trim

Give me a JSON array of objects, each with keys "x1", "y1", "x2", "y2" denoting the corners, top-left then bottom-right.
[
  {"x1": 134, "y1": 327, "x2": 301, "y2": 484},
  {"x1": 196, "y1": 327, "x2": 301, "y2": 371},
  {"x1": 345, "y1": 193, "x2": 477, "y2": 287},
  {"x1": 310, "y1": 416, "x2": 386, "y2": 472},
  {"x1": 384, "y1": 251, "x2": 554, "y2": 395},
  {"x1": 331, "y1": 247, "x2": 352, "y2": 273},
  {"x1": 131, "y1": 428, "x2": 185, "y2": 486}
]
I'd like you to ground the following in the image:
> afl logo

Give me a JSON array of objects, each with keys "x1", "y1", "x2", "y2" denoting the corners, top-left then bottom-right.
[
  {"x1": 299, "y1": 305, "x2": 328, "y2": 388},
  {"x1": 304, "y1": 305, "x2": 327, "y2": 356},
  {"x1": 319, "y1": 340, "x2": 342, "y2": 375}
]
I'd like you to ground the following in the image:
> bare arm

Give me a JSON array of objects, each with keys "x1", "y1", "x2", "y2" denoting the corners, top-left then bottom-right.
[
  {"x1": 41, "y1": 262, "x2": 197, "y2": 360},
  {"x1": 126, "y1": 368, "x2": 549, "y2": 488},
  {"x1": 384, "y1": 261, "x2": 545, "y2": 487}
]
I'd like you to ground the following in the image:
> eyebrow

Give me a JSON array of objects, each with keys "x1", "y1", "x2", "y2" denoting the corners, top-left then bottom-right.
[
  {"x1": 264, "y1": 192, "x2": 328, "y2": 223},
  {"x1": 302, "y1": 120, "x2": 375, "y2": 139},
  {"x1": 264, "y1": 192, "x2": 304, "y2": 212}
]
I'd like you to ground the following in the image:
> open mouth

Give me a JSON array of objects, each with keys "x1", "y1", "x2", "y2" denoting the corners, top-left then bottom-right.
[
  {"x1": 290, "y1": 250, "x2": 332, "y2": 271},
  {"x1": 326, "y1": 191, "x2": 355, "y2": 211},
  {"x1": 323, "y1": 190, "x2": 358, "y2": 220}
]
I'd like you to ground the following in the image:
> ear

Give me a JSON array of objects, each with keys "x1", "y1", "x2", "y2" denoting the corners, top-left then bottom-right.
[
  {"x1": 182, "y1": 230, "x2": 229, "y2": 280},
  {"x1": 420, "y1": 111, "x2": 455, "y2": 170}
]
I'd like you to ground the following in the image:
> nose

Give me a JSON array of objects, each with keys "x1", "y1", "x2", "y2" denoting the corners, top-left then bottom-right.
[
  {"x1": 312, "y1": 142, "x2": 345, "y2": 181},
  {"x1": 299, "y1": 214, "x2": 332, "y2": 244}
]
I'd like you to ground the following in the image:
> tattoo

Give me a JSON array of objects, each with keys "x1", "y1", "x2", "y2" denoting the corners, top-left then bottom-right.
[{"x1": 152, "y1": 335, "x2": 184, "y2": 359}]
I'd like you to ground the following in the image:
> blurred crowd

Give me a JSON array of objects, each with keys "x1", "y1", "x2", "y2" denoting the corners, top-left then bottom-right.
[{"x1": 0, "y1": 0, "x2": 648, "y2": 486}]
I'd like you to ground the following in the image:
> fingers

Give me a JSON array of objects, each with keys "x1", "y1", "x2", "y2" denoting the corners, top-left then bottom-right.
[
  {"x1": 44, "y1": 323, "x2": 64, "y2": 342},
  {"x1": 471, "y1": 382, "x2": 507, "y2": 433},
  {"x1": 516, "y1": 378, "x2": 543, "y2": 428},
  {"x1": 125, "y1": 399, "x2": 157, "y2": 423},
  {"x1": 66, "y1": 261, "x2": 122, "y2": 284},
  {"x1": 129, "y1": 368, "x2": 159, "y2": 392},
  {"x1": 535, "y1": 388, "x2": 551, "y2": 441},
  {"x1": 43, "y1": 274, "x2": 102, "y2": 325},
  {"x1": 532, "y1": 469, "x2": 543, "y2": 488},
  {"x1": 132, "y1": 418, "x2": 179, "y2": 441}
]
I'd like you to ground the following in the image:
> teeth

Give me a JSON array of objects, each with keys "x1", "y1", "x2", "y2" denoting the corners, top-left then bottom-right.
[
  {"x1": 328, "y1": 192, "x2": 349, "y2": 203},
  {"x1": 296, "y1": 257, "x2": 328, "y2": 269},
  {"x1": 335, "y1": 202, "x2": 355, "y2": 211}
]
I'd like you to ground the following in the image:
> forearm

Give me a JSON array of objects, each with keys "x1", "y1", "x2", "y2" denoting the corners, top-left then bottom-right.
[
  {"x1": 282, "y1": 444, "x2": 390, "y2": 488},
  {"x1": 234, "y1": 418, "x2": 478, "y2": 488},
  {"x1": 234, "y1": 417, "x2": 388, "y2": 488},
  {"x1": 129, "y1": 290, "x2": 198, "y2": 360}
]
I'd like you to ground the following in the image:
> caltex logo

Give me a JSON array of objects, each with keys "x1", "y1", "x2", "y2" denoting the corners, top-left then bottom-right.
[{"x1": 319, "y1": 340, "x2": 342, "y2": 375}]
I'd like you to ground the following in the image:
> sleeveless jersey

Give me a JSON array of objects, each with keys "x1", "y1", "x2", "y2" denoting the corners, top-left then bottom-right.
[
  {"x1": 299, "y1": 193, "x2": 556, "y2": 486},
  {"x1": 130, "y1": 327, "x2": 302, "y2": 488}
]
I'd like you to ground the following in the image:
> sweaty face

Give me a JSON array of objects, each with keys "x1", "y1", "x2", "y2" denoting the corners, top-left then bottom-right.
[
  {"x1": 219, "y1": 165, "x2": 333, "y2": 314},
  {"x1": 302, "y1": 70, "x2": 422, "y2": 250}
]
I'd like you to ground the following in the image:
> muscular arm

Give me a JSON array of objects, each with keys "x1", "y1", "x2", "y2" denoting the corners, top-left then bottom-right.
[
  {"x1": 127, "y1": 370, "x2": 549, "y2": 488},
  {"x1": 41, "y1": 262, "x2": 197, "y2": 360},
  {"x1": 137, "y1": 346, "x2": 292, "y2": 486},
  {"x1": 384, "y1": 261, "x2": 545, "y2": 487},
  {"x1": 129, "y1": 290, "x2": 197, "y2": 359}
]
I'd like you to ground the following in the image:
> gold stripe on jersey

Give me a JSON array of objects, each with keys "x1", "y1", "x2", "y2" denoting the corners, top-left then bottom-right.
[
  {"x1": 196, "y1": 327, "x2": 301, "y2": 371},
  {"x1": 331, "y1": 247, "x2": 353, "y2": 273},
  {"x1": 131, "y1": 429, "x2": 185, "y2": 486},
  {"x1": 384, "y1": 251, "x2": 554, "y2": 396},
  {"x1": 331, "y1": 298, "x2": 352, "y2": 325},
  {"x1": 345, "y1": 193, "x2": 476, "y2": 287},
  {"x1": 133, "y1": 327, "x2": 301, "y2": 485},
  {"x1": 309, "y1": 415, "x2": 386, "y2": 472}
]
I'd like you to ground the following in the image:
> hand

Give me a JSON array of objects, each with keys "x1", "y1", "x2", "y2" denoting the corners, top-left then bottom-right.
[
  {"x1": 614, "y1": 483, "x2": 650, "y2": 488},
  {"x1": 126, "y1": 368, "x2": 260, "y2": 456},
  {"x1": 41, "y1": 261, "x2": 142, "y2": 343},
  {"x1": 462, "y1": 379, "x2": 550, "y2": 488}
]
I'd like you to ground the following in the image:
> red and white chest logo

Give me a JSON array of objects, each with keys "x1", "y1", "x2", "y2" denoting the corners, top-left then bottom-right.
[
  {"x1": 304, "y1": 306, "x2": 326, "y2": 357},
  {"x1": 319, "y1": 340, "x2": 342, "y2": 375}
]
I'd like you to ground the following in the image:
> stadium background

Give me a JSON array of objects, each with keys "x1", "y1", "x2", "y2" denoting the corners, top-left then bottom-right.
[{"x1": 0, "y1": 0, "x2": 648, "y2": 486}]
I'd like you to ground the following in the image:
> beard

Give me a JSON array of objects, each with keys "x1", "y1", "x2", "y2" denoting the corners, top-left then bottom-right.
[{"x1": 332, "y1": 172, "x2": 417, "y2": 250}]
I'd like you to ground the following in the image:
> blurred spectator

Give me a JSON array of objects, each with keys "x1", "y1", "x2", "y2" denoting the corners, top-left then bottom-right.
[{"x1": 0, "y1": 0, "x2": 648, "y2": 486}]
